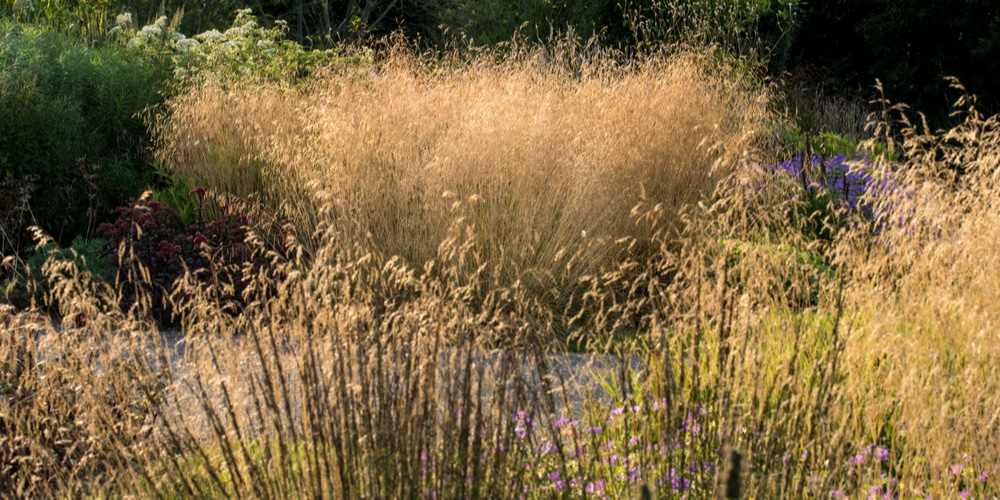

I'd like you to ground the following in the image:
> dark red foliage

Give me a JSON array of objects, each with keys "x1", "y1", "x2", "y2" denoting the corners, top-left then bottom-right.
[
  {"x1": 188, "y1": 186, "x2": 208, "y2": 200},
  {"x1": 98, "y1": 190, "x2": 253, "y2": 325}
]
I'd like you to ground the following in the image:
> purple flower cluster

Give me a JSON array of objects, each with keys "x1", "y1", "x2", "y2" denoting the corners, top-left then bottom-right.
[{"x1": 764, "y1": 151, "x2": 896, "y2": 220}]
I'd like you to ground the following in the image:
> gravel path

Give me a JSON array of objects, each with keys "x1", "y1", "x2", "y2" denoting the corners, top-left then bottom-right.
[{"x1": 154, "y1": 330, "x2": 646, "y2": 442}]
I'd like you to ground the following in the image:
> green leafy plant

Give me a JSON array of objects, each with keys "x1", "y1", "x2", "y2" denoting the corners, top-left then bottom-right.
[
  {"x1": 19, "y1": 235, "x2": 114, "y2": 304},
  {"x1": 148, "y1": 163, "x2": 199, "y2": 229},
  {"x1": 110, "y1": 9, "x2": 364, "y2": 89},
  {"x1": 0, "y1": 24, "x2": 161, "y2": 244}
]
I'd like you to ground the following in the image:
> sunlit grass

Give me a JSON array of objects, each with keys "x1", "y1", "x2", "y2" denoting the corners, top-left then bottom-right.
[
  {"x1": 3, "y1": 47, "x2": 1000, "y2": 498},
  {"x1": 153, "y1": 47, "x2": 765, "y2": 326}
]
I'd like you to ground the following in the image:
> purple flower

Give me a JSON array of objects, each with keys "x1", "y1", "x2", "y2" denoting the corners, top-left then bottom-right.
[
  {"x1": 849, "y1": 453, "x2": 865, "y2": 466},
  {"x1": 539, "y1": 441, "x2": 555, "y2": 455},
  {"x1": 685, "y1": 420, "x2": 701, "y2": 436},
  {"x1": 952, "y1": 464, "x2": 965, "y2": 476},
  {"x1": 868, "y1": 484, "x2": 882, "y2": 497},
  {"x1": 660, "y1": 468, "x2": 689, "y2": 491},
  {"x1": 554, "y1": 417, "x2": 571, "y2": 429},
  {"x1": 514, "y1": 410, "x2": 535, "y2": 427},
  {"x1": 587, "y1": 426, "x2": 602, "y2": 435},
  {"x1": 830, "y1": 490, "x2": 844, "y2": 499},
  {"x1": 628, "y1": 468, "x2": 641, "y2": 482},
  {"x1": 958, "y1": 491, "x2": 970, "y2": 500},
  {"x1": 876, "y1": 447, "x2": 889, "y2": 462},
  {"x1": 547, "y1": 472, "x2": 560, "y2": 481},
  {"x1": 586, "y1": 479, "x2": 605, "y2": 492}
]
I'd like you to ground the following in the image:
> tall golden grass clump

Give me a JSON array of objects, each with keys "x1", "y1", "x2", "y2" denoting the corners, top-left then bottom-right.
[
  {"x1": 154, "y1": 47, "x2": 766, "y2": 315},
  {"x1": 826, "y1": 83, "x2": 1000, "y2": 496}
]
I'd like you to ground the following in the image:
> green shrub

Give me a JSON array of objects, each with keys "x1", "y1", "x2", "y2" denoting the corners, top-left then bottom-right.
[
  {"x1": 18, "y1": 235, "x2": 113, "y2": 303},
  {"x1": 773, "y1": 127, "x2": 894, "y2": 161},
  {"x1": 0, "y1": 24, "x2": 161, "y2": 244},
  {"x1": 105, "y1": 9, "x2": 365, "y2": 90}
]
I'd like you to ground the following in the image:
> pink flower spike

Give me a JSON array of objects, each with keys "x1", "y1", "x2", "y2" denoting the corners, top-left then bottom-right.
[{"x1": 189, "y1": 186, "x2": 209, "y2": 200}]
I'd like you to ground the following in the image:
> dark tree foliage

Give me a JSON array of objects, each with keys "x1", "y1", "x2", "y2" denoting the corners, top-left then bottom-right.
[
  {"x1": 789, "y1": 0, "x2": 1000, "y2": 127},
  {"x1": 249, "y1": 0, "x2": 626, "y2": 48}
]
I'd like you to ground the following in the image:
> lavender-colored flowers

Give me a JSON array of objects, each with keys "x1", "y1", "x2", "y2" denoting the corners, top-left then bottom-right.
[
  {"x1": 585, "y1": 479, "x2": 605, "y2": 493},
  {"x1": 659, "y1": 468, "x2": 690, "y2": 491},
  {"x1": 759, "y1": 151, "x2": 901, "y2": 234}
]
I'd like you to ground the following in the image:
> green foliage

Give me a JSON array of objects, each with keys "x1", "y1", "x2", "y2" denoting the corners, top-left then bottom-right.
[
  {"x1": 774, "y1": 128, "x2": 894, "y2": 161},
  {"x1": 148, "y1": 164, "x2": 198, "y2": 229},
  {"x1": 109, "y1": 9, "x2": 365, "y2": 88},
  {"x1": 621, "y1": 0, "x2": 803, "y2": 64},
  {"x1": 20, "y1": 235, "x2": 113, "y2": 302},
  {"x1": 170, "y1": 9, "x2": 358, "y2": 85},
  {"x1": 0, "y1": 24, "x2": 161, "y2": 243},
  {"x1": 1, "y1": 0, "x2": 118, "y2": 41},
  {"x1": 0, "y1": 0, "x2": 244, "y2": 42},
  {"x1": 117, "y1": 1, "x2": 244, "y2": 37}
]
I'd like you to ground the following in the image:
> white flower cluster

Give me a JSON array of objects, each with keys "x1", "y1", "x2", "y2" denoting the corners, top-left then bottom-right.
[
  {"x1": 139, "y1": 25, "x2": 162, "y2": 38},
  {"x1": 115, "y1": 12, "x2": 133, "y2": 28},
  {"x1": 117, "y1": 13, "x2": 203, "y2": 54},
  {"x1": 175, "y1": 38, "x2": 200, "y2": 52},
  {"x1": 196, "y1": 29, "x2": 225, "y2": 43},
  {"x1": 13, "y1": 0, "x2": 33, "y2": 13}
]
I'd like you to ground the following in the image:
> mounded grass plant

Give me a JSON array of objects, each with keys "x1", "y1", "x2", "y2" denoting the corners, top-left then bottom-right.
[{"x1": 154, "y1": 45, "x2": 766, "y2": 324}]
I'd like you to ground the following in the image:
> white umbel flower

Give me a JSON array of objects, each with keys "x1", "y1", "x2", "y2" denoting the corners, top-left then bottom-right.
[
  {"x1": 115, "y1": 12, "x2": 133, "y2": 28},
  {"x1": 175, "y1": 38, "x2": 200, "y2": 52},
  {"x1": 140, "y1": 25, "x2": 163, "y2": 38},
  {"x1": 196, "y1": 29, "x2": 225, "y2": 42},
  {"x1": 13, "y1": 0, "x2": 33, "y2": 12}
]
